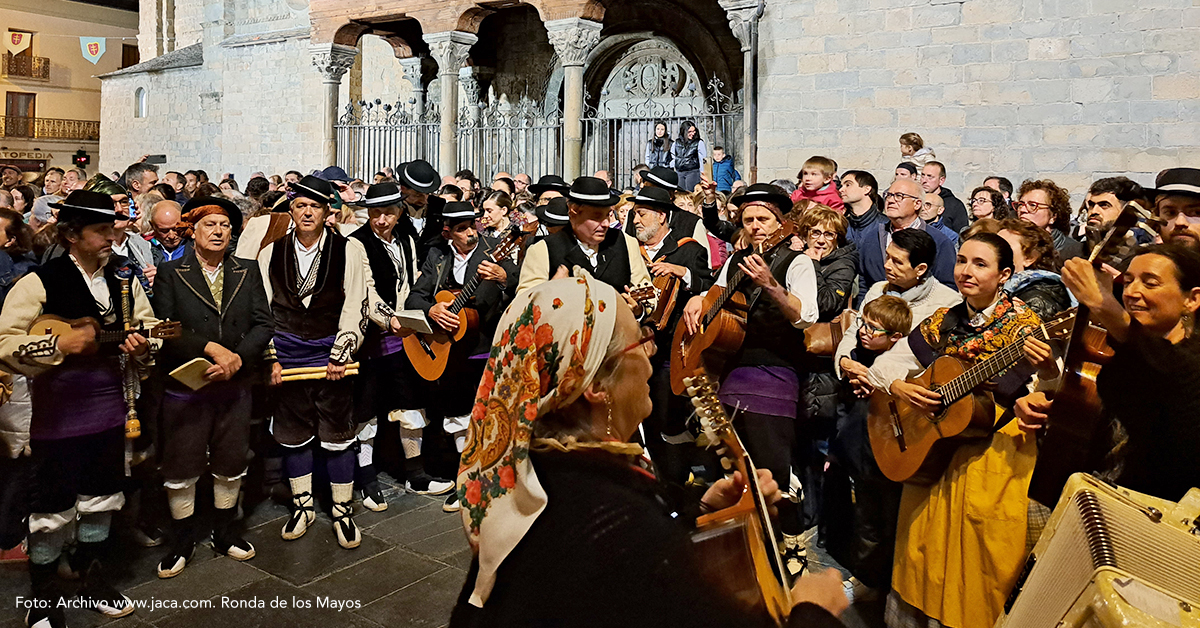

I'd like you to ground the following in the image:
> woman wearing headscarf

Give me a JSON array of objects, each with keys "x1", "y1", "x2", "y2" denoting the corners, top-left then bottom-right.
[{"x1": 450, "y1": 274, "x2": 848, "y2": 628}]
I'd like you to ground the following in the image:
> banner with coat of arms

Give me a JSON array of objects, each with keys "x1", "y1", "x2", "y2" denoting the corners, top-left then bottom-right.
[
  {"x1": 79, "y1": 37, "x2": 105, "y2": 65},
  {"x1": 5, "y1": 32, "x2": 31, "y2": 56}
]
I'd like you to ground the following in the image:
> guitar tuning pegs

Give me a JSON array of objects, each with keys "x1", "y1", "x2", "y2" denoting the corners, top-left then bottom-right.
[{"x1": 720, "y1": 458, "x2": 732, "y2": 471}]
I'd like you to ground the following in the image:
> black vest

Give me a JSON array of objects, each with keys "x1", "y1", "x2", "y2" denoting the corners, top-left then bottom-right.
[
  {"x1": 268, "y1": 230, "x2": 348, "y2": 339},
  {"x1": 543, "y1": 228, "x2": 633, "y2": 292},
  {"x1": 35, "y1": 254, "x2": 127, "y2": 332},
  {"x1": 349, "y1": 225, "x2": 412, "y2": 310},
  {"x1": 727, "y1": 247, "x2": 807, "y2": 369},
  {"x1": 675, "y1": 139, "x2": 701, "y2": 172}
]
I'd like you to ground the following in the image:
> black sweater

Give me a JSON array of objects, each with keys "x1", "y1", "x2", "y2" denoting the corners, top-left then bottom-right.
[{"x1": 450, "y1": 450, "x2": 844, "y2": 628}]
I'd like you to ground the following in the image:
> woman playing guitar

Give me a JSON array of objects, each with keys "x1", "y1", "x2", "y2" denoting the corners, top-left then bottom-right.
[
  {"x1": 681, "y1": 183, "x2": 820, "y2": 579},
  {"x1": 866, "y1": 233, "x2": 1058, "y2": 628}
]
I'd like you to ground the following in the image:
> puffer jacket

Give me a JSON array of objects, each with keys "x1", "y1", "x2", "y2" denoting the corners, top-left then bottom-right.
[
  {"x1": 1007, "y1": 270, "x2": 1074, "y2": 321},
  {"x1": 812, "y1": 243, "x2": 859, "y2": 322}
]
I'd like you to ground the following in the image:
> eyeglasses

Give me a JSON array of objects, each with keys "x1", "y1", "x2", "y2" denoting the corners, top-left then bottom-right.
[
  {"x1": 859, "y1": 320, "x2": 898, "y2": 337},
  {"x1": 970, "y1": 197, "x2": 994, "y2": 206},
  {"x1": 807, "y1": 229, "x2": 838, "y2": 241},
  {"x1": 621, "y1": 326, "x2": 657, "y2": 356},
  {"x1": 884, "y1": 191, "x2": 919, "y2": 203},
  {"x1": 1013, "y1": 200, "x2": 1051, "y2": 213}
]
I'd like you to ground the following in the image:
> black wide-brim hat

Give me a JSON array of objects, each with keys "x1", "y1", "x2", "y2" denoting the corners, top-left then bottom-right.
[
  {"x1": 355, "y1": 182, "x2": 404, "y2": 207},
  {"x1": 290, "y1": 175, "x2": 339, "y2": 206},
  {"x1": 536, "y1": 197, "x2": 570, "y2": 227},
  {"x1": 49, "y1": 190, "x2": 118, "y2": 226},
  {"x1": 735, "y1": 183, "x2": 793, "y2": 214},
  {"x1": 441, "y1": 201, "x2": 479, "y2": 227},
  {"x1": 182, "y1": 195, "x2": 244, "y2": 234},
  {"x1": 631, "y1": 186, "x2": 675, "y2": 213},
  {"x1": 643, "y1": 166, "x2": 680, "y2": 191},
  {"x1": 1149, "y1": 167, "x2": 1200, "y2": 199},
  {"x1": 566, "y1": 176, "x2": 619, "y2": 207},
  {"x1": 396, "y1": 160, "x2": 440, "y2": 194},
  {"x1": 529, "y1": 175, "x2": 570, "y2": 198}
]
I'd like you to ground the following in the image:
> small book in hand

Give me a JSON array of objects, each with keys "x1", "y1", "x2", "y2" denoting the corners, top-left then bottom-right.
[{"x1": 170, "y1": 357, "x2": 215, "y2": 391}]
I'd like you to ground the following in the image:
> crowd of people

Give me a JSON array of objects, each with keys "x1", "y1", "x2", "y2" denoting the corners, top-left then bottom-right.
[{"x1": 0, "y1": 129, "x2": 1198, "y2": 628}]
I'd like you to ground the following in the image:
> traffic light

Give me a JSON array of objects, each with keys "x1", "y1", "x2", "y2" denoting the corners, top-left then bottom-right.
[{"x1": 73, "y1": 150, "x2": 90, "y2": 167}]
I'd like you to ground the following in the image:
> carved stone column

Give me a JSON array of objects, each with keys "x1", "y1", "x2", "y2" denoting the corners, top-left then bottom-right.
[
  {"x1": 311, "y1": 43, "x2": 359, "y2": 168},
  {"x1": 399, "y1": 56, "x2": 427, "y2": 118},
  {"x1": 460, "y1": 66, "x2": 494, "y2": 125},
  {"x1": 546, "y1": 18, "x2": 602, "y2": 181},
  {"x1": 424, "y1": 31, "x2": 478, "y2": 178},
  {"x1": 720, "y1": 0, "x2": 759, "y2": 182}
]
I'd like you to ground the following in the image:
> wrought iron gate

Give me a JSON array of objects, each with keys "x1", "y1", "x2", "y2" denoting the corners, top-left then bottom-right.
[
  {"x1": 456, "y1": 99, "x2": 562, "y2": 182},
  {"x1": 335, "y1": 99, "x2": 438, "y2": 180}
]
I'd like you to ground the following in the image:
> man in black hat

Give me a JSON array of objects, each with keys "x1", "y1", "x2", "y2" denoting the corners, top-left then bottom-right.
[
  {"x1": 0, "y1": 190, "x2": 160, "y2": 626},
  {"x1": 1151, "y1": 167, "x2": 1200, "y2": 249},
  {"x1": 528, "y1": 174, "x2": 571, "y2": 206},
  {"x1": 403, "y1": 202, "x2": 517, "y2": 512},
  {"x1": 257, "y1": 175, "x2": 385, "y2": 550},
  {"x1": 681, "y1": 182, "x2": 821, "y2": 575},
  {"x1": 150, "y1": 196, "x2": 270, "y2": 578},
  {"x1": 629, "y1": 186, "x2": 714, "y2": 482},
  {"x1": 630, "y1": 166, "x2": 711, "y2": 256},
  {"x1": 346, "y1": 182, "x2": 424, "y2": 509},
  {"x1": 395, "y1": 160, "x2": 446, "y2": 259},
  {"x1": 532, "y1": 196, "x2": 570, "y2": 243},
  {"x1": 517, "y1": 176, "x2": 653, "y2": 297}
]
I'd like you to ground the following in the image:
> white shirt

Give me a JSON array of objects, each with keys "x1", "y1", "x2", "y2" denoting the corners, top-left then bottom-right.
[
  {"x1": 453, "y1": 244, "x2": 476, "y2": 285},
  {"x1": 295, "y1": 231, "x2": 323, "y2": 281},
  {"x1": 69, "y1": 253, "x2": 112, "y2": 316},
  {"x1": 111, "y1": 238, "x2": 128, "y2": 259},
  {"x1": 714, "y1": 252, "x2": 819, "y2": 329},
  {"x1": 576, "y1": 241, "x2": 600, "y2": 268},
  {"x1": 202, "y1": 262, "x2": 222, "y2": 284}
]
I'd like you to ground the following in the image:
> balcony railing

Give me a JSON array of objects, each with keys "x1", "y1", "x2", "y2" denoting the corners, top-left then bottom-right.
[
  {"x1": 2, "y1": 54, "x2": 50, "y2": 81},
  {"x1": 1, "y1": 117, "x2": 99, "y2": 141}
]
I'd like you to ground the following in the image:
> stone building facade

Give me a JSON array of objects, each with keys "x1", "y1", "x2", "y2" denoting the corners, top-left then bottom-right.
[{"x1": 101, "y1": 0, "x2": 1200, "y2": 196}]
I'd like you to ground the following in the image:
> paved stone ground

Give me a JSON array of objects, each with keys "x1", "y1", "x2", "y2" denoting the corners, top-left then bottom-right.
[{"x1": 0, "y1": 473, "x2": 885, "y2": 628}]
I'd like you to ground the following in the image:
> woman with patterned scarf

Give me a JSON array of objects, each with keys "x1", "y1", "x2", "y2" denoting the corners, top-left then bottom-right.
[
  {"x1": 449, "y1": 273, "x2": 849, "y2": 628},
  {"x1": 865, "y1": 233, "x2": 1060, "y2": 628}
]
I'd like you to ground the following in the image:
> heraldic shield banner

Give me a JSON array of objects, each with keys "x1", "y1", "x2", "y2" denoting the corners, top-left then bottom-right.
[
  {"x1": 80, "y1": 37, "x2": 106, "y2": 64},
  {"x1": 5, "y1": 32, "x2": 31, "y2": 56}
]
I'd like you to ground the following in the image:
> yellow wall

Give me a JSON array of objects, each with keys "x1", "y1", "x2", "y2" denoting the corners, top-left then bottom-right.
[{"x1": 0, "y1": 0, "x2": 138, "y2": 122}]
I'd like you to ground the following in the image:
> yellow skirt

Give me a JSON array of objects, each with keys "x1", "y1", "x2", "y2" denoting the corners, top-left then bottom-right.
[{"x1": 891, "y1": 418, "x2": 1037, "y2": 628}]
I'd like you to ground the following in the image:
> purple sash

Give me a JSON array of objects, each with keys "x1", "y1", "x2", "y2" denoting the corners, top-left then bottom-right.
[
  {"x1": 273, "y1": 332, "x2": 335, "y2": 369},
  {"x1": 30, "y1": 362, "x2": 125, "y2": 440}
]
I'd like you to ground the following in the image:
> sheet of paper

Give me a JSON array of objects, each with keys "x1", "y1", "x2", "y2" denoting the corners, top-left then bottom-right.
[
  {"x1": 169, "y1": 357, "x2": 214, "y2": 391},
  {"x1": 395, "y1": 309, "x2": 433, "y2": 334}
]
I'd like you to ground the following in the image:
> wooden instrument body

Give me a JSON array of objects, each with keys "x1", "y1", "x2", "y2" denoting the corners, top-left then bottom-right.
[
  {"x1": 670, "y1": 288, "x2": 748, "y2": 395},
  {"x1": 402, "y1": 290, "x2": 480, "y2": 382},
  {"x1": 647, "y1": 274, "x2": 681, "y2": 331},
  {"x1": 29, "y1": 314, "x2": 181, "y2": 356},
  {"x1": 685, "y1": 375, "x2": 792, "y2": 626},
  {"x1": 868, "y1": 355, "x2": 996, "y2": 484}
]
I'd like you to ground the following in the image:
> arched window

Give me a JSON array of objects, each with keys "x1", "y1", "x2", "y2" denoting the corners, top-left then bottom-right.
[{"x1": 134, "y1": 87, "x2": 147, "y2": 118}]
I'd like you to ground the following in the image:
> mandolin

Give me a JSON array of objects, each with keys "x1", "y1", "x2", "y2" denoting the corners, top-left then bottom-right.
[
  {"x1": 27, "y1": 314, "x2": 181, "y2": 356},
  {"x1": 684, "y1": 374, "x2": 793, "y2": 626},
  {"x1": 670, "y1": 222, "x2": 796, "y2": 395},
  {"x1": 646, "y1": 274, "x2": 681, "y2": 331},
  {"x1": 403, "y1": 224, "x2": 533, "y2": 381},
  {"x1": 1026, "y1": 204, "x2": 1142, "y2": 505},
  {"x1": 869, "y1": 309, "x2": 1076, "y2": 484}
]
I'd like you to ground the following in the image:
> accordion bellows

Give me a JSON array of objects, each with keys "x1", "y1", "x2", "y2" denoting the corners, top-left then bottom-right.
[{"x1": 998, "y1": 474, "x2": 1200, "y2": 628}]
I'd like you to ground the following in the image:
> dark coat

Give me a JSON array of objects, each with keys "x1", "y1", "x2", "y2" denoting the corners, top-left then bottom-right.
[
  {"x1": 937, "y1": 187, "x2": 970, "y2": 234},
  {"x1": 856, "y1": 220, "x2": 956, "y2": 306},
  {"x1": 645, "y1": 228, "x2": 713, "y2": 296},
  {"x1": 151, "y1": 251, "x2": 274, "y2": 384},
  {"x1": 813, "y1": 243, "x2": 858, "y2": 322},
  {"x1": 845, "y1": 201, "x2": 887, "y2": 252},
  {"x1": 1008, "y1": 272, "x2": 1072, "y2": 321},
  {"x1": 405, "y1": 237, "x2": 518, "y2": 356},
  {"x1": 348, "y1": 224, "x2": 416, "y2": 309},
  {"x1": 701, "y1": 201, "x2": 737, "y2": 244}
]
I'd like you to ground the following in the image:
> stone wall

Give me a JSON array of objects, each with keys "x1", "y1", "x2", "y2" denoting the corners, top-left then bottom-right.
[{"x1": 755, "y1": 0, "x2": 1200, "y2": 197}]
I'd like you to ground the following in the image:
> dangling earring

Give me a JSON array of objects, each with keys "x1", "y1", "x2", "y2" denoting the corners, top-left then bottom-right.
[
  {"x1": 1184, "y1": 312, "x2": 1194, "y2": 339},
  {"x1": 604, "y1": 397, "x2": 615, "y2": 440}
]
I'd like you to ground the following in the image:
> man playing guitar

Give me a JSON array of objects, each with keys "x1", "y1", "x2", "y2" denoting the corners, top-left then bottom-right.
[
  {"x1": 630, "y1": 185, "x2": 713, "y2": 483},
  {"x1": 681, "y1": 183, "x2": 820, "y2": 578},
  {"x1": 404, "y1": 202, "x2": 517, "y2": 513}
]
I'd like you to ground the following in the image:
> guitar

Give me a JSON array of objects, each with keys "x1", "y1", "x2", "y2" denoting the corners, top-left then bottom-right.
[
  {"x1": 646, "y1": 274, "x2": 682, "y2": 331},
  {"x1": 403, "y1": 224, "x2": 533, "y2": 381},
  {"x1": 26, "y1": 314, "x2": 181, "y2": 356},
  {"x1": 627, "y1": 280, "x2": 659, "y2": 320},
  {"x1": 670, "y1": 222, "x2": 796, "y2": 395},
  {"x1": 684, "y1": 374, "x2": 793, "y2": 626},
  {"x1": 868, "y1": 309, "x2": 1077, "y2": 485},
  {"x1": 1026, "y1": 205, "x2": 1141, "y2": 505}
]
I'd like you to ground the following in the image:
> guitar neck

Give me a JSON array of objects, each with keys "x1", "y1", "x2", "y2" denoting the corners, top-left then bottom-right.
[
  {"x1": 936, "y1": 327, "x2": 1049, "y2": 404},
  {"x1": 96, "y1": 328, "x2": 139, "y2": 344}
]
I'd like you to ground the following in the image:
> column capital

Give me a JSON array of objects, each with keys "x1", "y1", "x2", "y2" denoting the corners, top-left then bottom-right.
[
  {"x1": 545, "y1": 18, "x2": 602, "y2": 68},
  {"x1": 399, "y1": 56, "x2": 427, "y2": 90},
  {"x1": 459, "y1": 66, "x2": 495, "y2": 106},
  {"x1": 310, "y1": 43, "x2": 358, "y2": 83},
  {"x1": 423, "y1": 31, "x2": 478, "y2": 77},
  {"x1": 719, "y1": 0, "x2": 762, "y2": 52}
]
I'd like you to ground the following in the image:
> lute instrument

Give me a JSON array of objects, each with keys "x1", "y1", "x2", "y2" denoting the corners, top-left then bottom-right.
[
  {"x1": 403, "y1": 224, "x2": 533, "y2": 381},
  {"x1": 1026, "y1": 203, "x2": 1143, "y2": 505},
  {"x1": 26, "y1": 314, "x2": 182, "y2": 356},
  {"x1": 868, "y1": 309, "x2": 1077, "y2": 484},
  {"x1": 670, "y1": 222, "x2": 796, "y2": 395},
  {"x1": 684, "y1": 374, "x2": 793, "y2": 626}
]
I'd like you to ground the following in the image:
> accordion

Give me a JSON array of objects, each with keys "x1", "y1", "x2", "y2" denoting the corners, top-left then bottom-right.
[{"x1": 997, "y1": 474, "x2": 1200, "y2": 628}]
